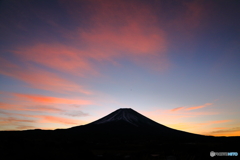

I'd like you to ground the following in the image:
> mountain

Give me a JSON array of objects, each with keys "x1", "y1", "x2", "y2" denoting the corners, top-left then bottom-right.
[
  {"x1": 1, "y1": 108, "x2": 239, "y2": 159},
  {"x1": 68, "y1": 108, "x2": 205, "y2": 139}
]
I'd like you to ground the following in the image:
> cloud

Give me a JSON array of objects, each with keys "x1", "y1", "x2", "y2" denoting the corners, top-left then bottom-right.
[
  {"x1": 186, "y1": 103, "x2": 213, "y2": 110},
  {"x1": 12, "y1": 44, "x2": 98, "y2": 77},
  {"x1": 0, "y1": 117, "x2": 36, "y2": 125},
  {"x1": 77, "y1": 0, "x2": 168, "y2": 71},
  {"x1": 0, "y1": 110, "x2": 86, "y2": 130},
  {"x1": 204, "y1": 127, "x2": 240, "y2": 136},
  {"x1": 32, "y1": 115, "x2": 85, "y2": 125},
  {"x1": 23, "y1": 105, "x2": 63, "y2": 113},
  {"x1": 0, "y1": 101, "x2": 63, "y2": 113},
  {"x1": 0, "y1": 102, "x2": 16, "y2": 110},
  {"x1": 171, "y1": 106, "x2": 185, "y2": 112},
  {"x1": 211, "y1": 127, "x2": 240, "y2": 134},
  {"x1": 0, "y1": 57, "x2": 92, "y2": 94},
  {"x1": 13, "y1": 93, "x2": 93, "y2": 105},
  {"x1": 170, "y1": 103, "x2": 213, "y2": 112},
  {"x1": 8, "y1": 0, "x2": 169, "y2": 78},
  {"x1": 15, "y1": 125, "x2": 35, "y2": 130},
  {"x1": 64, "y1": 110, "x2": 89, "y2": 117}
]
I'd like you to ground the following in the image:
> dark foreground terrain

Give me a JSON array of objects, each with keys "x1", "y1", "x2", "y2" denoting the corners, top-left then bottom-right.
[
  {"x1": 0, "y1": 130, "x2": 239, "y2": 160},
  {"x1": 1, "y1": 109, "x2": 239, "y2": 159}
]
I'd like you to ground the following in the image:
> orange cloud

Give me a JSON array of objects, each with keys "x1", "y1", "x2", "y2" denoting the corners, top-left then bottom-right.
[
  {"x1": 214, "y1": 131, "x2": 240, "y2": 137},
  {"x1": 0, "y1": 115, "x2": 36, "y2": 130},
  {"x1": 171, "y1": 107, "x2": 185, "y2": 112},
  {"x1": 205, "y1": 127, "x2": 240, "y2": 137},
  {"x1": 0, "y1": 102, "x2": 15, "y2": 110},
  {"x1": 14, "y1": 93, "x2": 92, "y2": 105},
  {"x1": 186, "y1": 103, "x2": 213, "y2": 110},
  {"x1": 0, "y1": 117, "x2": 35, "y2": 124},
  {"x1": 0, "y1": 57, "x2": 91, "y2": 94},
  {"x1": 32, "y1": 115, "x2": 85, "y2": 125},
  {"x1": 170, "y1": 103, "x2": 214, "y2": 112},
  {"x1": 0, "y1": 113, "x2": 86, "y2": 130},
  {"x1": 0, "y1": 101, "x2": 63, "y2": 113}
]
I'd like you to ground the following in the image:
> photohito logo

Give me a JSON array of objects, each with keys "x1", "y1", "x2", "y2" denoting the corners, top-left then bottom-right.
[
  {"x1": 210, "y1": 151, "x2": 215, "y2": 157},
  {"x1": 210, "y1": 151, "x2": 238, "y2": 157}
]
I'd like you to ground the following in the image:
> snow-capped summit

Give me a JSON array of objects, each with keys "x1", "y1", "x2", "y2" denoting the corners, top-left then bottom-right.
[{"x1": 89, "y1": 108, "x2": 160, "y2": 127}]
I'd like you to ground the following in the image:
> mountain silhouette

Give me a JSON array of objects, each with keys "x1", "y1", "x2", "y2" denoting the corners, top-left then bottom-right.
[
  {"x1": 68, "y1": 108, "x2": 204, "y2": 138},
  {"x1": 1, "y1": 108, "x2": 239, "y2": 159}
]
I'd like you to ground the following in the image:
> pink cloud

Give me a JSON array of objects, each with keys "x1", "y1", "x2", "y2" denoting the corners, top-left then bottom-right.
[
  {"x1": 9, "y1": 0, "x2": 169, "y2": 78},
  {"x1": 12, "y1": 44, "x2": 98, "y2": 77},
  {"x1": 13, "y1": 93, "x2": 92, "y2": 105},
  {"x1": 78, "y1": 0, "x2": 168, "y2": 71},
  {"x1": 0, "y1": 57, "x2": 91, "y2": 94}
]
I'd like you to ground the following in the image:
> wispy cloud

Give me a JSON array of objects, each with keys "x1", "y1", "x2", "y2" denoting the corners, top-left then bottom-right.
[
  {"x1": 15, "y1": 125, "x2": 36, "y2": 130},
  {"x1": 186, "y1": 103, "x2": 213, "y2": 110},
  {"x1": 63, "y1": 110, "x2": 89, "y2": 117},
  {"x1": 14, "y1": 93, "x2": 92, "y2": 105},
  {"x1": 203, "y1": 127, "x2": 240, "y2": 137},
  {"x1": 0, "y1": 57, "x2": 92, "y2": 94},
  {"x1": 171, "y1": 106, "x2": 185, "y2": 112},
  {"x1": 0, "y1": 102, "x2": 16, "y2": 110},
  {"x1": 8, "y1": 0, "x2": 169, "y2": 78},
  {"x1": 24, "y1": 105, "x2": 63, "y2": 113},
  {"x1": 211, "y1": 127, "x2": 240, "y2": 134},
  {"x1": 0, "y1": 101, "x2": 62, "y2": 113},
  {"x1": 13, "y1": 44, "x2": 98, "y2": 77},
  {"x1": 171, "y1": 103, "x2": 213, "y2": 112},
  {"x1": 32, "y1": 115, "x2": 85, "y2": 125},
  {"x1": 0, "y1": 117, "x2": 36, "y2": 125}
]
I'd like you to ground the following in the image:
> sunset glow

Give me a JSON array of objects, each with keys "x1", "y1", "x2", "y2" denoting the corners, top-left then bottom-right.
[{"x1": 0, "y1": 0, "x2": 239, "y2": 136}]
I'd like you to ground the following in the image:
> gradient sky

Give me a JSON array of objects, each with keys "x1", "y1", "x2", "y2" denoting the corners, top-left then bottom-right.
[{"x1": 0, "y1": 0, "x2": 240, "y2": 136}]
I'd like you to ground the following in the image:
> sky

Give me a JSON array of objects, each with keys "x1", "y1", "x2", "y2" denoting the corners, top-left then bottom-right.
[{"x1": 0, "y1": 0, "x2": 240, "y2": 136}]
